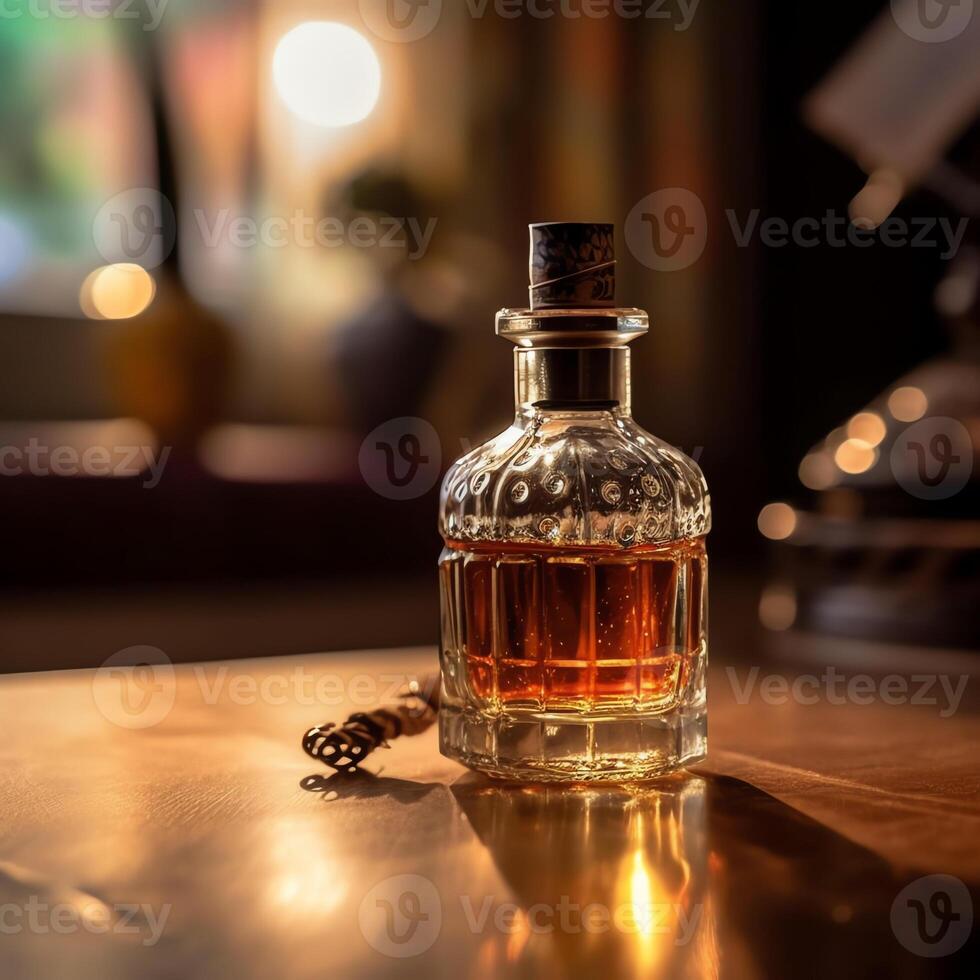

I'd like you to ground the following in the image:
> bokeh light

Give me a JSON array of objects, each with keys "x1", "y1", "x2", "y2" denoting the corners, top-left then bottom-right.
[
  {"x1": 846, "y1": 411, "x2": 886, "y2": 447},
  {"x1": 798, "y1": 452, "x2": 837, "y2": 491},
  {"x1": 759, "y1": 585, "x2": 797, "y2": 631},
  {"x1": 80, "y1": 264, "x2": 155, "y2": 320},
  {"x1": 273, "y1": 22, "x2": 381, "y2": 128},
  {"x1": 758, "y1": 502, "x2": 797, "y2": 541},
  {"x1": 887, "y1": 386, "x2": 928, "y2": 423},
  {"x1": 834, "y1": 438, "x2": 877, "y2": 475}
]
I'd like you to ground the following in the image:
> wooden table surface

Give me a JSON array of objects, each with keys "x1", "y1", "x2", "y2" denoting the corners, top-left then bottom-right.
[{"x1": 0, "y1": 646, "x2": 977, "y2": 979}]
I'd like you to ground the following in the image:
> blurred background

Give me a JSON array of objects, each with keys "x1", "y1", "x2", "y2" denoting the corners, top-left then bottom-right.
[{"x1": 0, "y1": 0, "x2": 977, "y2": 672}]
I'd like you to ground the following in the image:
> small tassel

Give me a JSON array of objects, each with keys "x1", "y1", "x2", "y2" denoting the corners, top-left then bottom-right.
[{"x1": 302, "y1": 678, "x2": 440, "y2": 772}]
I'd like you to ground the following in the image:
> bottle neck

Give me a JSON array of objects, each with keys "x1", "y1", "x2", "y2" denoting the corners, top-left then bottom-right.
[{"x1": 514, "y1": 347, "x2": 631, "y2": 413}]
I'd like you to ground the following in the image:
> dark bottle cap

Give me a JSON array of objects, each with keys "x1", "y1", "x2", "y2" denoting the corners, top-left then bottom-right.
[{"x1": 529, "y1": 222, "x2": 616, "y2": 310}]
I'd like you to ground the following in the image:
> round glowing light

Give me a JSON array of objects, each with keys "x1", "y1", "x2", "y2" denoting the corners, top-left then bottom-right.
[
  {"x1": 759, "y1": 585, "x2": 797, "y2": 631},
  {"x1": 798, "y1": 453, "x2": 837, "y2": 491},
  {"x1": 272, "y1": 22, "x2": 381, "y2": 128},
  {"x1": 834, "y1": 438, "x2": 877, "y2": 475},
  {"x1": 81, "y1": 264, "x2": 155, "y2": 320},
  {"x1": 758, "y1": 502, "x2": 797, "y2": 541},
  {"x1": 846, "y1": 411, "x2": 886, "y2": 447},
  {"x1": 887, "y1": 386, "x2": 928, "y2": 423}
]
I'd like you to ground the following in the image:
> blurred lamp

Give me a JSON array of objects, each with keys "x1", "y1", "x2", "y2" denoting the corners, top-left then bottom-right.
[
  {"x1": 80, "y1": 264, "x2": 155, "y2": 320},
  {"x1": 887, "y1": 386, "x2": 928, "y2": 423},
  {"x1": 273, "y1": 22, "x2": 381, "y2": 128},
  {"x1": 846, "y1": 411, "x2": 886, "y2": 447},
  {"x1": 759, "y1": 585, "x2": 798, "y2": 632},
  {"x1": 758, "y1": 502, "x2": 797, "y2": 541},
  {"x1": 833, "y1": 438, "x2": 877, "y2": 475}
]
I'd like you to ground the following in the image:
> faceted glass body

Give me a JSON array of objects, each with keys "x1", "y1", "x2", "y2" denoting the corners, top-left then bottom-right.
[{"x1": 439, "y1": 406, "x2": 710, "y2": 781}]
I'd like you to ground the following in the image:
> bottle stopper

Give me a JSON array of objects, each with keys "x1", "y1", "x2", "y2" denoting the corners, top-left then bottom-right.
[{"x1": 529, "y1": 222, "x2": 616, "y2": 310}]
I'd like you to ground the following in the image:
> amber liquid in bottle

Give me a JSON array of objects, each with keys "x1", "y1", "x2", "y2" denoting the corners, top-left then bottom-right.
[
  {"x1": 440, "y1": 537, "x2": 706, "y2": 713},
  {"x1": 439, "y1": 221, "x2": 709, "y2": 780}
]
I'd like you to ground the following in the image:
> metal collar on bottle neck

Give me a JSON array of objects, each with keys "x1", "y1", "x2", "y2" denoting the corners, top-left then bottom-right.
[
  {"x1": 496, "y1": 307, "x2": 649, "y2": 349},
  {"x1": 515, "y1": 347, "x2": 631, "y2": 409}
]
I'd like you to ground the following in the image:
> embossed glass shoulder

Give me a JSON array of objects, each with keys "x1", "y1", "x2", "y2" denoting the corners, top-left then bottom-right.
[{"x1": 439, "y1": 223, "x2": 710, "y2": 781}]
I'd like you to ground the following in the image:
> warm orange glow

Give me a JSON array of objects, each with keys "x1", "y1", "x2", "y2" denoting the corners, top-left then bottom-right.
[
  {"x1": 759, "y1": 586, "x2": 797, "y2": 631},
  {"x1": 613, "y1": 810, "x2": 676, "y2": 973},
  {"x1": 887, "y1": 386, "x2": 928, "y2": 423},
  {"x1": 834, "y1": 438, "x2": 877, "y2": 475},
  {"x1": 846, "y1": 412, "x2": 886, "y2": 447},
  {"x1": 265, "y1": 816, "x2": 347, "y2": 919},
  {"x1": 272, "y1": 22, "x2": 381, "y2": 128},
  {"x1": 81, "y1": 264, "x2": 155, "y2": 320},
  {"x1": 78, "y1": 268, "x2": 103, "y2": 319},
  {"x1": 848, "y1": 168, "x2": 904, "y2": 229},
  {"x1": 757, "y1": 503, "x2": 797, "y2": 541},
  {"x1": 798, "y1": 453, "x2": 837, "y2": 491}
]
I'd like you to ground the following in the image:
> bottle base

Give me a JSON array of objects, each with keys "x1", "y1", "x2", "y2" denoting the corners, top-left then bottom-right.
[{"x1": 439, "y1": 702, "x2": 706, "y2": 783}]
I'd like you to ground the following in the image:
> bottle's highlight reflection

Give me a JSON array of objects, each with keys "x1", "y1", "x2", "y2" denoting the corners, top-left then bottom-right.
[{"x1": 451, "y1": 774, "x2": 717, "y2": 978}]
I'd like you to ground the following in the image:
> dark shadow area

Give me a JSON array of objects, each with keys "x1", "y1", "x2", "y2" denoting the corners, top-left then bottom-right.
[
  {"x1": 300, "y1": 770, "x2": 442, "y2": 806},
  {"x1": 450, "y1": 772, "x2": 979, "y2": 979}
]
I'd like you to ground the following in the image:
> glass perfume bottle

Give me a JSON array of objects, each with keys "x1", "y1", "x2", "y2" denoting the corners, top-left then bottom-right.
[{"x1": 439, "y1": 223, "x2": 710, "y2": 781}]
